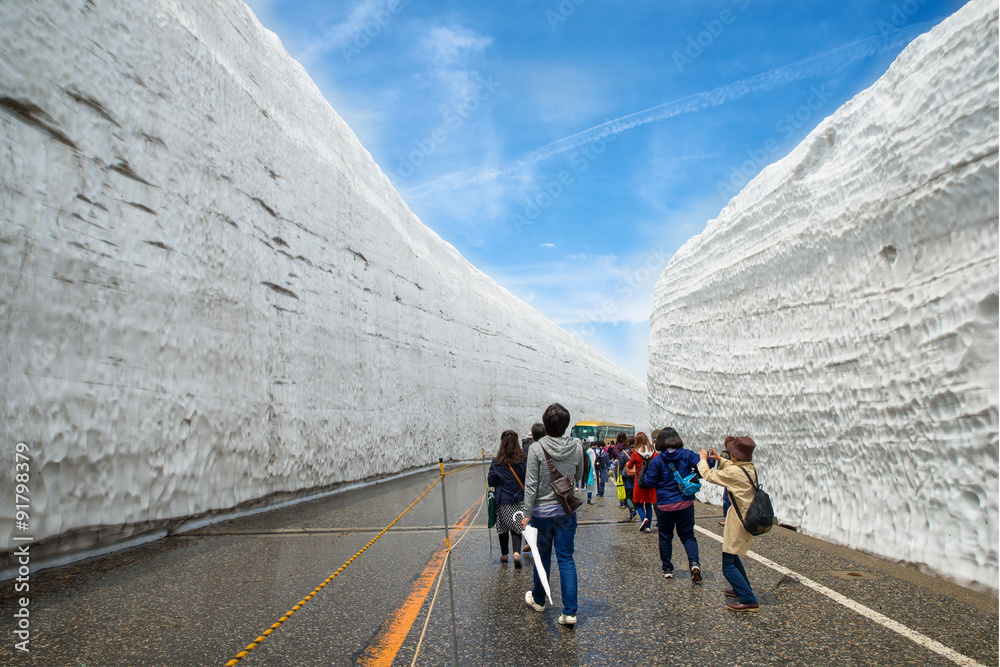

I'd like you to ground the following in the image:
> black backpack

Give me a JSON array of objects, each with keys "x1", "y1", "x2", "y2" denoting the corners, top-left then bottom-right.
[
  {"x1": 729, "y1": 467, "x2": 774, "y2": 535},
  {"x1": 636, "y1": 455, "x2": 654, "y2": 489}
]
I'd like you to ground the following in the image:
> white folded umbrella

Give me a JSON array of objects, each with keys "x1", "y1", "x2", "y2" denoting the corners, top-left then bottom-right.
[{"x1": 520, "y1": 524, "x2": 553, "y2": 605}]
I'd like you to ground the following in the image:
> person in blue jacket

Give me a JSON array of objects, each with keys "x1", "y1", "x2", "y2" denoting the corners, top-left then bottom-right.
[
  {"x1": 488, "y1": 430, "x2": 528, "y2": 568},
  {"x1": 642, "y1": 427, "x2": 713, "y2": 582}
]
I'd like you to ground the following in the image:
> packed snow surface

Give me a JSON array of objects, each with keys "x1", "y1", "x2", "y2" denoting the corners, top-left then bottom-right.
[
  {"x1": 649, "y1": 0, "x2": 998, "y2": 590},
  {"x1": 0, "y1": 0, "x2": 647, "y2": 564}
]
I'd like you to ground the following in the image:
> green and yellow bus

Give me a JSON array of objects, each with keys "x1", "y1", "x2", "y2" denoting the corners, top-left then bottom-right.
[{"x1": 570, "y1": 421, "x2": 635, "y2": 445}]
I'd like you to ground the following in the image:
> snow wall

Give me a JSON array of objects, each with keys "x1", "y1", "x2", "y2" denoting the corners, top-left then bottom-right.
[
  {"x1": 648, "y1": 0, "x2": 998, "y2": 591},
  {"x1": 0, "y1": 0, "x2": 648, "y2": 567}
]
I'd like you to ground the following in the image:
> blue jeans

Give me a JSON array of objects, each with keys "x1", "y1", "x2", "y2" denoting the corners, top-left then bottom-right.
[
  {"x1": 723, "y1": 553, "x2": 757, "y2": 605},
  {"x1": 722, "y1": 491, "x2": 731, "y2": 518},
  {"x1": 635, "y1": 502, "x2": 653, "y2": 524},
  {"x1": 654, "y1": 503, "x2": 699, "y2": 571},
  {"x1": 530, "y1": 512, "x2": 578, "y2": 616}
]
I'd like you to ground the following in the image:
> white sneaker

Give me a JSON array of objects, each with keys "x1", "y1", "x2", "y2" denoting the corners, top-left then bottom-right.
[
  {"x1": 558, "y1": 614, "x2": 577, "y2": 626},
  {"x1": 524, "y1": 590, "x2": 545, "y2": 612}
]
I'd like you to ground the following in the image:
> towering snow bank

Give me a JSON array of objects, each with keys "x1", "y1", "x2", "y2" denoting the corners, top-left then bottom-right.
[
  {"x1": 0, "y1": 0, "x2": 647, "y2": 564},
  {"x1": 649, "y1": 0, "x2": 998, "y2": 590}
]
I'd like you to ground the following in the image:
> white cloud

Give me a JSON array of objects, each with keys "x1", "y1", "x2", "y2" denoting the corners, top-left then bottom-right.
[
  {"x1": 299, "y1": 0, "x2": 385, "y2": 60},
  {"x1": 416, "y1": 25, "x2": 492, "y2": 102},
  {"x1": 419, "y1": 25, "x2": 492, "y2": 67},
  {"x1": 488, "y1": 248, "x2": 667, "y2": 330}
]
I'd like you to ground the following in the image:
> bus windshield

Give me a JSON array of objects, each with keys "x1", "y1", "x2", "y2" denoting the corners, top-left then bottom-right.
[{"x1": 570, "y1": 425, "x2": 598, "y2": 442}]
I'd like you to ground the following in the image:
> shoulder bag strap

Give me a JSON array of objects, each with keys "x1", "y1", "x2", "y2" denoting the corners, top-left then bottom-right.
[
  {"x1": 508, "y1": 463, "x2": 524, "y2": 491},
  {"x1": 541, "y1": 444, "x2": 571, "y2": 483}
]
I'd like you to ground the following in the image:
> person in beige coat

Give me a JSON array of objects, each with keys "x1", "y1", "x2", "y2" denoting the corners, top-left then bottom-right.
[{"x1": 697, "y1": 436, "x2": 760, "y2": 612}]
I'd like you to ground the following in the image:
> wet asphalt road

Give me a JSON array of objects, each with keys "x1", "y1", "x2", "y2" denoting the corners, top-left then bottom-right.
[{"x1": 0, "y1": 461, "x2": 996, "y2": 666}]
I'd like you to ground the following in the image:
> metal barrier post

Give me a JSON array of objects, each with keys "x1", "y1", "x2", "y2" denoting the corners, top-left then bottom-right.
[
  {"x1": 482, "y1": 448, "x2": 492, "y2": 556},
  {"x1": 438, "y1": 459, "x2": 460, "y2": 666}
]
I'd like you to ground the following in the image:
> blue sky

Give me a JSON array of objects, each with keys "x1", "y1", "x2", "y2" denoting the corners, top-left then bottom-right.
[{"x1": 244, "y1": 0, "x2": 969, "y2": 382}]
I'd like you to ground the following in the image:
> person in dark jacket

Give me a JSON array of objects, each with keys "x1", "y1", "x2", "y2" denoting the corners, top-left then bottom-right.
[
  {"x1": 611, "y1": 432, "x2": 629, "y2": 508},
  {"x1": 523, "y1": 422, "x2": 545, "y2": 457},
  {"x1": 642, "y1": 427, "x2": 713, "y2": 581},
  {"x1": 618, "y1": 438, "x2": 637, "y2": 521},
  {"x1": 595, "y1": 443, "x2": 610, "y2": 497},
  {"x1": 488, "y1": 430, "x2": 528, "y2": 568}
]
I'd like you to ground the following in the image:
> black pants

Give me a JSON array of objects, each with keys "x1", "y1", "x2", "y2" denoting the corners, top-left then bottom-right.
[{"x1": 498, "y1": 532, "x2": 522, "y2": 556}]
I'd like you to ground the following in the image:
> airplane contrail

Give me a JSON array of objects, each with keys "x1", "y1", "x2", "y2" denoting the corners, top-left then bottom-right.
[{"x1": 401, "y1": 21, "x2": 933, "y2": 197}]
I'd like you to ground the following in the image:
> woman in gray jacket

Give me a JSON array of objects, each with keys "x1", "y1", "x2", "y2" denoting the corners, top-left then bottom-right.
[{"x1": 521, "y1": 403, "x2": 585, "y2": 626}]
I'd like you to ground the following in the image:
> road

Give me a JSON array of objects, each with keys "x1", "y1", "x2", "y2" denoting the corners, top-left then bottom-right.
[{"x1": 0, "y1": 460, "x2": 996, "y2": 666}]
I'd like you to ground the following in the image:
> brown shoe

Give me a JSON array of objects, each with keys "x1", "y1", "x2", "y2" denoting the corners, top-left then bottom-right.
[
  {"x1": 727, "y1": 601, "x2": 760, "y2": 613},
  {"x1": 513, "y1": 553, "x2": 522, "y2": 569},
  {"x1": 500, "y1": 555, "x2": 508, "y2": 564},
  {"x1": 724, "y1": 589, "x2": 738, "y2": 597},
  {"x1": 523, "y1": 544, "x2": 531, "y2": 552}
]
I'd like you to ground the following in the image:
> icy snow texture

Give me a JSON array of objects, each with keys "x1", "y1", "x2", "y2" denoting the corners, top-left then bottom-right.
[
  {"x1": 648, "y1": 0, "x2": 998, "y2": 590},
  {"x1": 0, "y1": 0, "x2": 647, "y2": 562}
]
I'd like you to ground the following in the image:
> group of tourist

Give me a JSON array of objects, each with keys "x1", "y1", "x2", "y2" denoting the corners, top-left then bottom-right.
[{"x1": 487, "y1": 403, "x2": 764, "y2": 626}]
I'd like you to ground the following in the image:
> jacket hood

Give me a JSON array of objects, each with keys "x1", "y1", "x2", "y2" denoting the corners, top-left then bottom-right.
[
  {"x1": 658, "y1": 447, "x2": 686, "y2": 463},
  {"x1": 537, "y1": 435, "x2": 581, "y2": 462}
]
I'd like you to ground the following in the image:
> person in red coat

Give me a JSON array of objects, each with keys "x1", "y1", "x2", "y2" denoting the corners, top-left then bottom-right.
[{"x1": 625, "y1": 432, "x2": 657, "y2": 533}]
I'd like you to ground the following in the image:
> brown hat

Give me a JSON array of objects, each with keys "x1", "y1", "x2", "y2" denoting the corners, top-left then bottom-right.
[{"x1": 726, "y1": 436, "x2": 756, "y2": 462}]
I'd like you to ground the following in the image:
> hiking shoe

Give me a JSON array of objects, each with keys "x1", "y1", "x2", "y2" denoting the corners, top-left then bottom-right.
[
  {"x1": 663, "y1": 570, "x2": 674, "y2": 579},
  {"x1": 524, "y1": 591, "x2": 545, "y2": 612},
  {"x1": 638, "y1": 518, "x2": 649, "y2": 532},
  {"x1": 558, "y1": 613, "x2": 577, "y2": 626},
  {"x1": 691, "y1": 563, "x2": 702, "y2": 583},
  {"x1": 724, "y1": 588, "x2": 738, "y2": 597},
  {"x1": 727, "y1": 601, "x2": 760, "y2": 613}
]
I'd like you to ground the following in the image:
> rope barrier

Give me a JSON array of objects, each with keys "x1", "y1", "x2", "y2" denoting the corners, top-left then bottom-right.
[
  {"x1": 409, "y1": 490, "x2": 487, "y2": 667},
  {"x1": 440, "y1": 458, "x2": 485, "y2": 477},
  {"x1": 222, "y1": 456, "x2": 486, "y2": 667}
]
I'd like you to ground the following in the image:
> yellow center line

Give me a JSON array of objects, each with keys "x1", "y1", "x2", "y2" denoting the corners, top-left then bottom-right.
[{"x1": 356, "y1": 500, "x2": 480, "y2": 667}]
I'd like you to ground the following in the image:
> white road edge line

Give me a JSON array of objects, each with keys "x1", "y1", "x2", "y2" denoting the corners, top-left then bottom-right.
[{"x1": 694, "y1": 526, "x2": 987, "y2": 667}]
